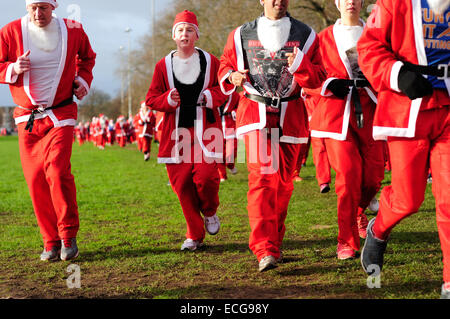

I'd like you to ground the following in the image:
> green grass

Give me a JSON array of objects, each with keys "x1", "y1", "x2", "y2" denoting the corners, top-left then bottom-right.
[{"x1": 0, "y1": 135, "x2": 442, "y2": 299}]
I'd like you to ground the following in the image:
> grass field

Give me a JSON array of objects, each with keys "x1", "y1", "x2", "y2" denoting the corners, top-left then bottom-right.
[{"x1": 0, "y1": 135, "x2": 443, "y2": 299}]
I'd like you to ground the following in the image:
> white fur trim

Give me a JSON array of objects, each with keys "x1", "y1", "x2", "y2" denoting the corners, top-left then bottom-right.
[
  {"x1": 26, "y1": 0, "x2": 58, "y2": 8},
  {"x1": 321, "y1": 77, "x2": 339, "y2": 97},
  {"x1": 389, "y1": 61, "x2": 404, "y2": 93},
  {"x1": 75, "y1": 76, "x2": 90, "y2": 94},
  {"x1": 167, "y1": 88, "x2": 178, "y2": 107},
  {"x1": 5, "y1": 63, "x2": 18, "y2": 84},
  {"x1": 280, "y1": 136, "x2": 308, "y2": 144},
  {"x1": 288, "y1": 49, "x2": 304, "y2": 74},
  {"x1": 203, "y1": 89, "x2": 213, "y2": 109}
]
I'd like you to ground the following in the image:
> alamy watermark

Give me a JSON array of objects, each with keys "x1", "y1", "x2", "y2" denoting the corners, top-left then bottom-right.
[
  {"x1": 66, "y1": 264, "x2": 81, "y2": 289},
  {"x1": 366, "y1": 264, "x2": 381, "y2": 289}
]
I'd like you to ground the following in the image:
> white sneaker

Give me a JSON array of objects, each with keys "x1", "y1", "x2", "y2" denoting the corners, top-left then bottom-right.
[
  {"x1": 181, "y1": 239, "x2": 204, "y2": 251},
  {"x1": 258, "y1": 255, "x2": 277, "y2": 272},
  {"x1": 204, "y1": 214, "x2": 220, "y2": 235},
  {"x1": 229, "y1": 167, "x2": 238, "y2": 175},
  {"x1": 369, "y1": 198, "x2": 379, "y2": 213}
]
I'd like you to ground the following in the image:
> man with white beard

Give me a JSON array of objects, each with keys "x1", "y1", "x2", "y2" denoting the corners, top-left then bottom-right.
[
  {"x1": 358, "y1": 0, "x2": 450, "y2": 298},
  {"x1": 219, "y1": 0, "x2": 325, "y2": 272},
  {"x1": 0, "y1": 0, "x2": 96, "y2": 261}
]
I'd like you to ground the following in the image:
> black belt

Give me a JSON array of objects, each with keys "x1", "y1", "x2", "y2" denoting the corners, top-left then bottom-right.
[
  {"x1": 403, "y1": 62, "x2": 449, "y2": 80},
  {"x1": 244, "y1": 93, "x2": 300, "y2": 109},
  {"x1": 340, "y1": 79, "x2": 370, "y2": 129},
  {"x1": 25, "y1": 98, "x2": 74, "y2": 133}
]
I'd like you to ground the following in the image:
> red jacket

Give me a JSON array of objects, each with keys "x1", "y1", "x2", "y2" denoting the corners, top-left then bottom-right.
[
  {"x1": 135, "y1": 109, "x2": 156, "y2": 138},
  {"x1": 145, "y1": 48, "x2": 228, "y2": 164},
  {"x1": 308, "y1": 21, "x2": 378, "y2": 141},
  {"x1": 219, "y1": 18, "x2": 325, "y2": 144},
  {"x1": 357, "y1": 0, "x2": 450, "y2": 140},
  {"x1": 0, "y1": 17, "x2": 96, "y2": 127}
]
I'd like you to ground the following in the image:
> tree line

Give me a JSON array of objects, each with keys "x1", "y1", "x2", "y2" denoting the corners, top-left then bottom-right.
[{"x1": 79, "y1": 0, "x2": 377, "y2": 122}]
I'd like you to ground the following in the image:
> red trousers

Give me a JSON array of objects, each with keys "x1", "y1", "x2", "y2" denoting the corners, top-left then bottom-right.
[
  {"x1": 166, "y1": 128, "x2": 221, "y2": 242},
  {"x1": 244, "y1": 129, "x2": 300, "y2": 262},
  {"x1": 18, "y1": 118, "x2": 79, "y2": 249},
  {"x1": 218, "y1": 138, "x2": 237, "y2": 180},
  {"x1": 311, "y1": 137, "x2": 331, "y2": 186},
  {"x1": 325, "y1": 123, "x2": 385, "y2": 251},
  {"x1": 117, "y1": 136, "x2": 127, "y2": 148},
  {"x1": 141, "y1": 136, "x2": 152, "y2": 154},
  {"x1": 373, "y1": 107, "x2": 450, "y2": 282},
  {"x1": 293, "y1": 136, "x2": 310, "y2": 177}
]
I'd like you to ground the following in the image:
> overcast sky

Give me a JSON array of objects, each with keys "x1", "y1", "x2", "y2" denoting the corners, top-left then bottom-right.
[{"x1": 0, "y1": 0, "x2": 170, "y2": 105}]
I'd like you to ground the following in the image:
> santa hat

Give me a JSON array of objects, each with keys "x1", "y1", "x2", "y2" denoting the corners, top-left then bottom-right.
[
  {"x1": 172, "y1": 10, "x2": 200, "y2": 39},
  {"x1": 335, "y1": 0, "x2": 364, "y2": 10},
  {"x1": 26, "y1": 0, "x2": 58, "y2": 8}
]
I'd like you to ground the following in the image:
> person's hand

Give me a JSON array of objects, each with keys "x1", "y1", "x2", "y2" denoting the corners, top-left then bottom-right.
[
  {"x1": 73, "y1": 79, "x2": 88, "y2": 100},
  {"x1": 13, "y1": 50, "x2": 31, "y2": 76},
  {"x1": 229, "y1": 70, "x2": 248, "y2": 87},
  {"x1": 398, "y1": 66, "x2": 433, "y2": 100},
  {"x1": 327, "y1": 79, "x2": 350, "y2": 99},
  {"x1": 170, "y1": 89, "x2": 181, "y2": 105},
  {"x1": 286, "y1": 47, "x2": 299, "y2": 68}
]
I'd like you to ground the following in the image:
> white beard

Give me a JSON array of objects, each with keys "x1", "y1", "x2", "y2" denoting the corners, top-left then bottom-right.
[
  {"x1": 257, "y1": 16, "x2": 291, "y2": 53},
  {"x1": 173, "y1": 52, "x2": 201, "y2": 85},
  {"x1": 28, "y1": 18, "x2": 60, "y2": 52},
  {"x1": 427, "y1": 0, "x2": 450, "y2": 15}
]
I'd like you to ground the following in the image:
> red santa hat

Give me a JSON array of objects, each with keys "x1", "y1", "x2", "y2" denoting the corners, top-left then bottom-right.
[
  {"x1": 172, "y1": 10, "x2": 200, "y2": 39},
  {"x1": 26, "y1": 0, "x2": 58, "y2": 8}
]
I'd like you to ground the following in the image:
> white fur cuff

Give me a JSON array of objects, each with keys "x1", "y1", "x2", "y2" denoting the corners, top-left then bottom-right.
[
  {"x1": 288, "y1": 49, "x2": 305, "y2": 74},
  {"x1": 390, "y1": 61, "x2": 404, "y2": 93},
  {"x1": 6, "y1": 63, "x2": 18, "y2": 84}
]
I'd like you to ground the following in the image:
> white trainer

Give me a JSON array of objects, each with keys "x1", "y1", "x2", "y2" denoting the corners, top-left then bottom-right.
[
  {"x1": 258, "y1": 255, "x2": 277, "y2": 272},
  {"x1": 204, "y1": 214, "x2": 220, "y2": 235},
  {"x1": 368, "y1": 197, "x2": 380, "y2": 213},
  {"x1": 181, "y1": 239, "x2": 204, "y2": 251}
]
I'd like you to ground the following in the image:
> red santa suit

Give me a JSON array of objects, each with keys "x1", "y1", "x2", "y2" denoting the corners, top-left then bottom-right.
[
  {"x1": 219, "y1": 13, "x2": 325, "y2": 262},
  {"x1": 74, "y1": 122, "x2": 85, "y2": 146},
  {"x1": 97, "y1": 114, "x2": 107, "y2": 150},
  {"x1": 136, "y1": 103, "x2": 156, "y2": 158},
  {"x1": 146, "y1": 45, "x2": 227, "y2": 243},
  {"x1": 358, "y1": 0, "x2": 450, "y2": 282},
  {"x1": 217, "y1": 91, "x2": 239, "y2": 181},
  {"x1": 115, "y1": 116, "x2": 128, "y2": 148},
  {"x1": 307, "y1": 19, "x2": 385, "y2": 255},
  {"x1": 0, "y1": 16, "x2": 96, "y2": 250}
]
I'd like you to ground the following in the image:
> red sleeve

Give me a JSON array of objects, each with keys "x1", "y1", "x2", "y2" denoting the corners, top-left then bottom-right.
[
  {"x1": 203, "y1": 54, "x2": 228, "y2": 110},
  {"x1": 0, "y1": 23, "x2": 18, "y2": 84},
  {"x1": 75, "y1": 23, "x2": 96, "y2": 88},
  {"x1": 145, "y1": 59, "x2": 179, "y2": 113},
  {"x1": 357, "y1": 0, "x2": 399, "y2": 93},
  {"x1": 218, "y1": 28, "x2": 240, "y2": 95},
  {"x1": 290, "y1": 33, "x2": 327, "y2": 90}
]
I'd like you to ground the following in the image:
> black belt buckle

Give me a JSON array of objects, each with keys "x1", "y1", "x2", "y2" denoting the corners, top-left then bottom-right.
[
  {"x1": 271, "y1": 96, "x2": 281, "y2": 109},
  {"x1": 437, "y1": 64, "x2": 449, "y2": 80}
]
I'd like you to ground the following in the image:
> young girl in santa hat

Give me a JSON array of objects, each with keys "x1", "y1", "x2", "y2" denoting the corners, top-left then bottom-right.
[{"x1": 145, "y1": 10, "x2": 228, "y2": 251}]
